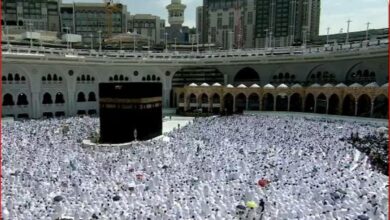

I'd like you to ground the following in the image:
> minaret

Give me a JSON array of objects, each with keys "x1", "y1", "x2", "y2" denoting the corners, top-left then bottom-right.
[{"x1": 166, "y1": 0, "x2": 186, "y2": 27}]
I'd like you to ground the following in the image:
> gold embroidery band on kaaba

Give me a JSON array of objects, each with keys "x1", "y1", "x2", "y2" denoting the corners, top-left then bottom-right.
[{"x1": 99, "y1": 97, "x2": 162, "y2": 104}]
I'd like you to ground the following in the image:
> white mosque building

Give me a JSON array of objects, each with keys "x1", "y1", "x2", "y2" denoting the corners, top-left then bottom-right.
[{"x1": 2, "y1": 40, "x2": 388, "y2": 119}]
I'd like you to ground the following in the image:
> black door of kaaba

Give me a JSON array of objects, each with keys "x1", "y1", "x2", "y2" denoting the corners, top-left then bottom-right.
[{"x1": 99, "y1": 83, "x2": 162, "y2": 143}]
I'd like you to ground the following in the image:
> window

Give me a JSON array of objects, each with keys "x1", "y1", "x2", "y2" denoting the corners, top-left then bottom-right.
[
  {"x1": 217, "y1": 17, "x2": 222, "y2": 29},
  {"x1": 77, "y1": 92, "x2": 86, "y2": 102},
  {"x1": 247, "y1": 12, "x2": 253, "y2": 25}
]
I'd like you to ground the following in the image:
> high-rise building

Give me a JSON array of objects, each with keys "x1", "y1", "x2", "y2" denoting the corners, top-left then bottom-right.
[
  {"x1": 196, "y1": 6, "x2": 204, "y2": 43},
  {"x1": 59, "y1": 2, "x2": 127, "y2": 45},
  {"x1": 127, "y1": 14, "x2": 164, "y2": 46},
  {"x1": 254, "y1": 0, "x2": 321, "y2": 47},
  {"x1": 1, "y1": 0, "x2": 60, "y2": 32},
  {"x1": 201, "y1": 0, "x2": 256, "y2": 49}
]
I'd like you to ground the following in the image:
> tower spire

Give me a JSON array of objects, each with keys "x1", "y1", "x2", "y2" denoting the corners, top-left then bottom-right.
[{"x1": 166, "y1": 0, "x2": 186, "y2": 27}]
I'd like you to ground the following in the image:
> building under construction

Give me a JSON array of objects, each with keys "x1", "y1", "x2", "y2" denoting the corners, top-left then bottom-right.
[{"x1": 59, "y1": 1, "x2": 127, "y2": 46}]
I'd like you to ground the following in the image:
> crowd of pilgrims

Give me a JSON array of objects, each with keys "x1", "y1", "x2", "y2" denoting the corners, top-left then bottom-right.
[{"x1": 2, "y1": 115, "x2": 388, "y2": 220}]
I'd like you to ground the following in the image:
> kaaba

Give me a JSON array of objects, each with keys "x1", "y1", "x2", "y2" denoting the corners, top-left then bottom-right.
[{"x1": 99, "y1": 83, "x2": 162, "y2": 143}]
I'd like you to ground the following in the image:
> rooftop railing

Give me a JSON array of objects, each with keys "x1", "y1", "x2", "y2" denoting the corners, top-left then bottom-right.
[{"x1": 2, "y1": 39, "x2": 388, "y2": 61}]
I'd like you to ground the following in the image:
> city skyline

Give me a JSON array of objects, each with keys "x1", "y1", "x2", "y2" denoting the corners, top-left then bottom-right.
[{"x1": 62, "y1": 0, "x2": 388, "y2": 35}]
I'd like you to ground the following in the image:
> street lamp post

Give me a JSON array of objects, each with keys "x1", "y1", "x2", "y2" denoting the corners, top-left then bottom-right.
[
  {"x1": 90, "y1": 33, "x2": 93, "y2": 50},
  {"x1": 133, "y1": 32, "x2": 136, "y2": 53},
  {"x1": 191, "y1": 34, "x2": 194, "y2": 52},
  {"x1": 302, "y1": 27, "x2": 307, "y2": 47},
  {"x1": 148, "y1": 36, "x2": 151, "y2": 52},
  {"x1": 238, "y1": 33, "x2": 241, "y2": 50},
  {"x1": 208, "y1": 34, "x2": 211, "y2": 52},
  {"x1": 196, "y1": 33, "x2": 199, "y2": 53},
  {"x1": 345, "y1": 19, "x2": 351, "y2": 44},
  {"x1": 5, "y1": 21, "x2": 10, "y2": 47},
  {"x1": 229, "y1": 31, "x2": 234, "y2": 51},
  {"x1": 98, "y1": 30, "x2": 102, "y2": 53},
  {"x1": 365, "y1": 22, "x2": 370, "y2": 41},
  {"x1": 165, "y1": 32, "x2": 168, "y2": 53},
  {"x1": 326, "y1": 27, "x2": 330, "y2": 44},
  {"x1": 28, "y1": 22, "x2": 34, "y2": 48},
  {"x1": 174, "y1": 37, "x2": 177, "y2": 52}
]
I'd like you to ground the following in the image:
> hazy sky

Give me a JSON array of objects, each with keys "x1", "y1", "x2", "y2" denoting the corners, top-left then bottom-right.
[{"x1": 63, "y1": 0, "x2": 388, "y2": 35}]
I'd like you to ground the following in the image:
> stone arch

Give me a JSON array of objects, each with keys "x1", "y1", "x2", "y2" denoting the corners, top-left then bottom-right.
[
  {"x1": 223, "y1": 93, "x2": 234, "y2": 114},
  {"x1": 88, "y1": 92, "x2": 97, "y2": 102},
  {"x1": 77, "y1": 92, "x2": 86, "y2": 102},
  {"x1": 53, "y1": 74, "x2": 58, "y2": 81},
  {"x1": 176, "y1": 93, "x2": 185, "y2": 111},
  {"x1": 179, "y1": 93, "x2": 185, "y2": 103},
  {"x1": 47, "y1": 74, "x2": 52, "y2": 81},
  {"x1": 211, "y1": 93, "x2": 221, "y2": 113},
  {"x1": 276, "y1": 93, "x2": 288, "y2": 111},
  {"x1": 119, "y1": 75, "x2": 124, "y2": 81},
  {"x1": 346, "y1": 62, "x2": 377, "y2": 84},
  {"x1": 306, "y1": 64, "x2": 323, "y2": 83},
  {"x1": 114, "y1": 75, "x2": 119, "y2": 81},
  {"x1": 357, "y1": 94, "x2": 371, "y2": 117},
  {"x1": 200, "y1": 93, "x2": 209, "y2": 112},
  {"x1": 55, "y1": 92, "x2": 65, "y2": 104},
  {"x1": 42, "y1": 93, "x2": 53, "y2": 104},
  {"x1": 147, "y1": 75, "x2": 151, "y2": 81},
  {"x1": 262, "y1": 93, "x2": 274, "y2": 111},
  {"x1": 328, "y1": 94, "x2": 340, "y2": 115},
  {"x1": 17, "y1": 93, "x2": 28, "y2": 105},
  {"x1": 8, "y1": 73, "x2": 13, "y2": 81},
  {"x1": 152, "y1": 75, "x2": 156, "y2": 81},
  {"x1": 200, "y1": 93, "x2": 208, "y2": 104},
  {"x1": 234, "y1": 67, "x2": 260, "y2": 86},
  {"x1": 304, "y1": 93, "x2": 315, "y2": 112},
  {"x1": 290, "y1": 93, "x2": 302, "y2": 112},
  {"x1": 248, "y1": 93, "x2": 260, "y2": 110},
  {"x1": 14, "y1": 74, "x2": 20, "y2": 81},
  {"x1": 3, "y1": 93, "x2": 15, "y2": 106},
  {"x1": 235, "y1": 93, "x2": 247, "y2": 113},
  {"x1": 188, "y1": 93, "x2": 197, "y2": 110},
  {"x1": 342, "y1": 94, "x2": 355, "y2": 116},
  {"x1": 316, "y1": 93, "x2": 327, "y2": 114},
  {"x1": 373, "y1": 95, "x2": 388, "y2": 118}
]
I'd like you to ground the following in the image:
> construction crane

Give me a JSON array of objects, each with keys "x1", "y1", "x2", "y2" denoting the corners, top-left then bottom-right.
[{"x1": 104, "y1": 0, "x2": 122, "y2": 38}]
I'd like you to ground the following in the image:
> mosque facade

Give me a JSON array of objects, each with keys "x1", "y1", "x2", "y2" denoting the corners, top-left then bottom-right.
[{"x1": 2, "y1": 42, "x2": 388, "y2": 119}]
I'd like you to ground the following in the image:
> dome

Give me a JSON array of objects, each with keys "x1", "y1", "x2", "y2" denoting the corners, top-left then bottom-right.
[
  {"x1": 291, "y1": 83, "x2": 302, "y2": 88},
  {"x1": 237, "y1": 84, "x2": 247, "y2": 88},
  {"x1": 323, "y1": 83, "x2": 334, "y2": 88},
  {"x1": 250, "y1": 84, "x2": 260, "y2": 88},
  {"x1": 365, "y1": 82, "x2": 379, "y2": 88},
  {"x1": 200, "y1": 83, "x2": 210, "y2": 87},
  {"x1": 212, "y1": 82, "x2": 222, "y2": 86},
  {"x1": 310, "y1": 83, "x2": 321, "y2": 88},
  {"x1": 226, "y1": 84, "x2": 234, "y2": 88},
  {"x1": 189, "y1": 83, "x2": 198, "y2": 87},
  {"x1": 277, "y1": 84, "x2": 288, "y2": 89},
  {"x1": 381, "y1": 83, "x2": 388, "y2": 88},
  {"x1": 349, "y1": 83, "x2": 363, "y2": 88},
  {"x1": 264, "y1": 84, "x2": 275, "y2": 89},
  {"x1": 335, "y1": 83, "x2": 347, "y2": 88}
]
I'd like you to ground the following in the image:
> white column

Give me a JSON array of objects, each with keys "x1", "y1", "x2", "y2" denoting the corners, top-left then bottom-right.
[
  {"x1": 370, "y1": 101, "x2": 374, "y2": 117},
  {"x1": 354, "y1": 101, "x2": 358, "y2": 116}
]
